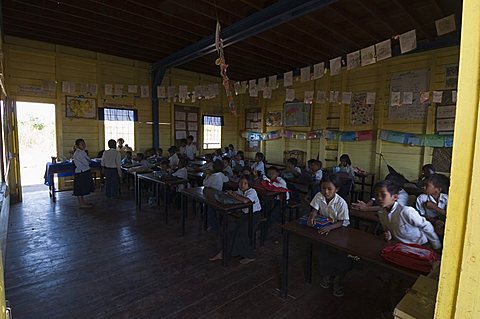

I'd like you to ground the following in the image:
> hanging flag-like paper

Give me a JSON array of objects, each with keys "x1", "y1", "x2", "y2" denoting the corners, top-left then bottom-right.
[
  {"x1": 304, "y1": 91, "x2": 314, "y2": 104},
  {"x1": 167, "y1": 86, "x2": 176, "y2": 98},
  {"x1": 432, "y1": 91, "x2": 443, "y2": 103},
  {"x1": 284, "y1": 71, "x2": 293, "y2": 87},
  {"x1": 435, "y1": 14, "x2": 456, "y2": 36},
  {"x1": 366, "y1": 92, "x2": 376, "y2": 105},
  {"x1": 258, "y1": 77, "x2": 266, "y2": 91},
  {"x1": 128, "y1": 85, "x2": 138, "y2": 94},
  {"x1": 399, "y1": 29, "x2": 417, "y2": 54},
  {"x1": 342, "y1": 92, "x2": 352, "y2": 104},
  {"x1": 269, "y1": 75, "x2": 277, "y2": 88},
  {"x1": 313, "y1": 62, "x2": 325, "y2": 79},
  {"x1": 361, "y1": 46, "x2": 376, "y2": 66},
  {"x1": 376, "y1": 39, "x2": 392, "y2": 61},
  {"x1": 420, "y1": 91, "x2": 431, "y2": 104},
  {"x1": 105, "y1": 84, "x2": 113, "y2": 96},
  {"x1": 179, "y1": 85, "x2": 188, "y2": 99},
  {"x1": 157, "y1": 86, "x2": 166, "y2": 98},
  {"x1": 140, "y1": 85, "x2": 149, "y2": 98},
  {"x1": 114, "y1": 84, "x2": 123, "y2": 96},
  {"x1": 285, "y1": 89, "x2": 295, "y2": 102},
  {"x1": 300, "y1": 66, "x2": 311, "y2": 82},
  {"x1": 402, "y1": 92, "x2": 413, "y2": 105},
  {"x1": 249, "y1": 80, "x2": 258, "y2": 97},
  {"x1": 347, "y1": 51, "x2": 361, "y2": 70},
  {"x1": 263, "y1": 87, "x2": 272, "y2": 99},
  {"x1": 391, "y1": 92, "x2": 401, "y2": 106},
  {"x1": 330, "y1": 57, "x2": 342, "y2": 76},
  {"x1": 316, "y1": 91, "x2": 327, "y2": 103}
]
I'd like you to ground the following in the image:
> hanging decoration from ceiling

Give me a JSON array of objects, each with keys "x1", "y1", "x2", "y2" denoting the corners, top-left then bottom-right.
[{"x1": 215, "y1": 21, "x2": 237, "y2": 116}]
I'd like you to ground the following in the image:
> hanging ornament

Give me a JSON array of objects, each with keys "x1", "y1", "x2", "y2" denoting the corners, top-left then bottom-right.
[{"x1": 215, "y1": 21, "x2": 237, "y2": 116}]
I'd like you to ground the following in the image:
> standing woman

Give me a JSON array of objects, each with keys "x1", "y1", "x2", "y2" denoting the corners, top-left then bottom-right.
[{"x1": 73, "y1": 138, "x2": 94, "y2": 208}]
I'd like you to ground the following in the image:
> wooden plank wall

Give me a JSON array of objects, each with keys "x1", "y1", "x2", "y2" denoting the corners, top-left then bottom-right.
[{"x1": 245, "y1": 46, "x2": 458, "y2": 181}]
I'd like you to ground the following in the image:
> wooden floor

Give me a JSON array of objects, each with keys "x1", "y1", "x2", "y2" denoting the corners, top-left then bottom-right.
[{"x1": 5, "y1": 186, "x2": 405, "y2": 319}]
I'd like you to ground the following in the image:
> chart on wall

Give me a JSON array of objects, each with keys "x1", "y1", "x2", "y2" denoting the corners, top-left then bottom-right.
[
  {"x1": 284, "y1": 102, "x2": 311, "y2": 127},
  {"x1": 389, "y1": 69, "x2": 430, "y2": 120},
  {"x1": 350, "y1": 92, "x2": 373, "y2": 125},
  {"x1": 174, "y1": 105, "x2": 199, "y2": 144}
]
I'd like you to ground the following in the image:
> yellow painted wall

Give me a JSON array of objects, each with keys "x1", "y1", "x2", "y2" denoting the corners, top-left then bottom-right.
[
  {"x1": 3, "y1": 36, "x2": 240, "y2": 159},
  {"x1": 243, "y1": 46, "x2": 458, "y2": 181}
]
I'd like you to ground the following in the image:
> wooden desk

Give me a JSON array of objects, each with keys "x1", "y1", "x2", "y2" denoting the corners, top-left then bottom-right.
[
  {"x1": 189, "y1": 160, "x2": 206, "y2": 167},
  {"x1": 280, "y1": 221, "x2": 420, "y2": 298},
  {"x1": 187, "y1": 171, "x2": 205, "y2": 187},
  {"x1": 136, "y1": 173, "x2": 188, "y2": 224},
  {"x1": 180, "y1": 186, "x2": 253, "y2": 266},
  {"x1": 44, "y1": 161, "x2": 102, "y2": 202}
]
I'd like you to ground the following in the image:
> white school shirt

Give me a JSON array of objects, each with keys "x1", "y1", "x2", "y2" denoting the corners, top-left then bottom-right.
[
  {"x1": 73, "y1": 149, "x2": 91, "y2": 173},
  {"x1": 185, "y1": 144, "x2": 197, "y2": 160},
  {"x1": 397, "y1": 189, "x2": 409, "y2": 207},
  {"x1": 294, "y1": 167, "x2": 302, "y2": 174},
  {"x1": 265, "y1": 176, "x2": 290, "y2": 201},
  {"x1": 228, "y1": 149, "x2": 237, "y2": 158},
  {"x1": 313, "y1": 169, "x2": 323, "y2": 182},
  {"x1": 309, "y1": 193, "x2": 350, "y2": 226},
  {"x1": 251, "y1": 161, "x2": 265, "y2": 176},
  {"x1": 101, "y1": 148, "x2": 122, "y2": 175},
  {"x1": 236, "y1": 188, "x2": 261, "y2": 214},
  {"x1": 232, "y1": 159, "x2": 245, "y2": 168},
  {"x1": 379, "y1": 202, "x2": 441, "y2": 250},
  {"x1": 224, "y1": 165, "x2": 234, "y2": 178},
  {"x1": 169, "y1": 153, "x2": 180, "y2": 168},
  {"x1": 340, "y1": 165, "x2": 355, "y2": 178},
  {"x1": 200, "y1": 161, "x2": 213, "y2": 171},
  {"x1": 203, "y1": 172, "x2": 228, "y2": 191},
  {"x1": 415, "y1": 193, "x2": 448, "y2": 219},
  {"x1": 173, "y1": 167, "x2": 189, "y2": 191}
]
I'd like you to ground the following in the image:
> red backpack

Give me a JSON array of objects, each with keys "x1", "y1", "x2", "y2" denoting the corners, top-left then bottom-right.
[{"x1": 381, "y1": 243, "x2": 440, "y2": 274}]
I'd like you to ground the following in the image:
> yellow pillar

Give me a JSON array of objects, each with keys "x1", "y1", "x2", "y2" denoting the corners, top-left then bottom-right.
[{"x1": 435, "y1": 1, "x2": 480, "y2": 318}]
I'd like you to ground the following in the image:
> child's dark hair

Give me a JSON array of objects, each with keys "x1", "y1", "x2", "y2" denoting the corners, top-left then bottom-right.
[
  {"x1": 385, "y1": 173, "x2": 407, "y2": 188},
  {"x1": 107, "y1": 139, "x2": 116, "y2": 149},
  {"x1": 137, "y1": 153, "x2": 145, "y2": 160},
  {"x1": 339, "y1": 154, "x2": 351, "y2": 166},
  {"x1": 321, "y1": 173, "x2": 342, "y2": 189},
  {"x1": 267, "y1": 166, "x2": 279, "y2": 173},
  {"x1": 287, "y1": 158, "x2": 298, "y2": 166},
  {"x1": 374, "y1": 180, "x2": 400, "y2": 195},
  {"x1": 158, "y1": 148, "x2": 163, "y2": 155},
  {"x1": 212, "y1": 159, "x2": 224, "y2": 172},
  {"x1": 239, "y1": 174, "x2": 253, "y2": 184},
  {"x1": 168, "y1": 146, "x2": 177, "y2": 154},
  {"x1": 242, "y1": 166, "x2": 252, "y2": 174},
  {"x1": 228, "y1": 144, "x2": 234, "y2": 148},
  {"x1": 75, "y1": 138, "x2": 85, "y2": 147},
  {"x1": 187, "y1": 135, "x2": 194, "y2": 141},
  {"x1": 425, "y1": 174, "x2": 450, "y2": 193},
  {"x1": 422, "y1": 164, "x2": 436, "y2": 175},
  {"x1": 236, "y1": 150, "x2": 244, "y2": 159},
  {"x1": 255, "y1": 152, "x2": 265, "y2": 161},
  {"x1": 204, "y1": 154, "x2": 213, "y2": 161},
  {"x1": 222, "y1": 156, "x2": 231, "y2": 162},
  {"x1": 307, "y1": 159, "x2": 316, "y2": 166}
]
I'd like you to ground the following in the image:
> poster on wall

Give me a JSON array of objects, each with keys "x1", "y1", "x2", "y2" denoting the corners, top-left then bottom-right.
[
  {"x1": 389, "y1": 69, "x2": 430, "y2": 120},
  {"x1": 444, "y1": 64, "x2": 458, "y2": 89},
  {"x1": 266, "y1": 111, "x2": 282, "y2": 126},
  {"x1": 350, "y1": 92, "x2": 373, "y2": 125},
  {"x1": 65, "y1": 96, "x2": 97, "y2": 119},
  {"x1": 284, "y1": 102, "x2": 311, "y2": 127}
]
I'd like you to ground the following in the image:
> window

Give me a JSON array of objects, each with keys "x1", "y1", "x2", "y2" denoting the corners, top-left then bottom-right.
[
  {"x1": 102, "y1": 108, "x2": 136, "y2": 150},
  {"x1": 202, "y1": 115, "x2": 223, "y2": 149}
]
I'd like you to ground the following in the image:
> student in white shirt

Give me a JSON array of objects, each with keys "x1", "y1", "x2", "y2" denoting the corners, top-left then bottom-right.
[
  {"x1": 250, "y1": 152, "x2": 266, "y2": 177},
  {"x1": 209, "y1": 176, "x2": 262, "y2": 264},
  {"x1": 232, "y1": 150, "x2": 245, "y2": 172},
  {"x1": 172, "y1": 158, "x2": 189, "y2": 191},
  {"x1": 222, "y1": 156, "x2": 234, "y2": 178},
  {"x1": 212, "y1": 149, "x2": 223, "y2": 162},
  {"x1": 376, "y1": 180, "x2": 441, "y2": 250},
  {"x1": 227, "y1": 144, "x2": 237, "y2": 158},
  {"x1": 185, "y1": 135, "x2": 197, "y2": 161},
  {"x1": 73, "y1": 138, "x2": 94, "y2": 208},
  {"x1": 197, "y1": 154, "x2": 214, "y2": 172},
  {"x1": 204, "y1": 159, "x2": 229, "y2": 232},
  {"x1": 307, "y1": 159, "x2": 323, "y2": 199},
  {"x1": 101, "y1": 139, "x2": 122, "y2": 198},
  {"x1": 168, "y1": 146, "x2": 179, "y2": 169},
  {"x1": 307, "y1": 173, "x2": 351, "y2": 297},
  {"x1": 416, "y1": 174, "x2": 449, "y2": 220},
  {"x1": 264, "y1": 166, "x2": 290, "y2": 226}
]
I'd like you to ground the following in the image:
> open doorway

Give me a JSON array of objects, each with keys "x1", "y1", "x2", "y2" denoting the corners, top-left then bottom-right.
[{"x1": 16, "y1": 102, "x2": 56, "y2": 192}]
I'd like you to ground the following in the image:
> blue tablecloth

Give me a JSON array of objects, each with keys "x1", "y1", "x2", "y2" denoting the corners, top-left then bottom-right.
[{"x1": 44, "y1": 161, "x2": 102, "y2": 186}]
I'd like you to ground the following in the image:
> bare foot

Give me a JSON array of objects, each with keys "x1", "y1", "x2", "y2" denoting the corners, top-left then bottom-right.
[{"x1": 209, "y1": 252, "x2": 223, "y2": 261}]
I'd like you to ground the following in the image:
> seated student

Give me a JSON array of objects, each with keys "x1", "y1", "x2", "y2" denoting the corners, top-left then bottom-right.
[
  {"x1": 307, "y1": 159, "x2": 323, "y2": 199},
  {"x1": 416, "y1": 174, "x2": 448, "y2": 225},
  {"x1": 339, "y1": 154, "x2": 355, "y2": 178},
  {"x1": 134, "y1": 153, "x2": 149, "y2": 168},
  {"x1": 178, "y1": 139, "x2": 187, "y2": 156},
  {"x1": 250, "y1": 152, "x2": 266, "y2": 177},
  {"x1": 416, "y1": 164, "x2": 436, "y2": 188},
  {"x1": 227, "y1": 144, "x2": 237, "y2": 158},
  {"x1": 264, "y1": 166, "x2": 290, "y2": 224},
  {"x1": 185, "y1": 135, "x2": 197, "y2": 161},
  {"x1": 212, "y1": 149, "x2": 223, "y2": 162},
  {"x1": 240, "y1": 166, "x2": 254, "y2": 184},
  {"x1": 222, "y1": 156, "x2": 234, "y2": 178},
  {"x1": 204, "y1": 159, "x2": 229, "y2": 232},
  {"x1": 121, "y1": 151, "x2": 133, "y2": 166},
  {"x1": 352, "y1": 173, "x2": 409, "y2": 211},
  {"x1": 282, "y1": 158, "x2": 302, "y2": 179},
  {"x1": 168, "y1": 146, "x2": 179, "y2": 169},
  {"x1": 307, "y1": 173, "x2": 351, "y2": 297},
  {"x1": 197, "y1": 154, "x2": 214, "y2": 171},
  {"x1": 232, "y1": 150, "x2": 245, "y2": 171},
  {"x1": 158, "y1": 159, "x2": 171, "y2": 173},
  {"x1": 376, "y1": 180, "x2": 441, "y2": 250},
  {"x1": 172, "y1": 158, "x2": 188, "y2": 191},
  {"x1": 209, "y1": 175, "x2": 262, "y2": 264}
]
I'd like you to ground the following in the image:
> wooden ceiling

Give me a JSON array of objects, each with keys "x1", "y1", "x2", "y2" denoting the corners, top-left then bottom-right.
[{"x1": 2, "y1": 0, "x2": 462, "y2": 80}]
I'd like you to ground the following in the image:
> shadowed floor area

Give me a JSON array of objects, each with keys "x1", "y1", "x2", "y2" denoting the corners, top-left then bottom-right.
[{"x1": 5, "y1": 187, "x2": 405, "y2": 319}]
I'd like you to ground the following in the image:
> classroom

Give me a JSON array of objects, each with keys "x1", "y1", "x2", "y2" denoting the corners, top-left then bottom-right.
[{"x1": 0, "y1": 0, "x2": 477, "y2": 318}]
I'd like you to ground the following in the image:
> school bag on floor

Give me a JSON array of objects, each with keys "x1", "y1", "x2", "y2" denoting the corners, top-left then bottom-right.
[
  {"x1": 298, "y1": 215, "x2": 333, "y2": 230},
  {"x1": 381, "y1": 243, "x2": 440, "y2": 274}
]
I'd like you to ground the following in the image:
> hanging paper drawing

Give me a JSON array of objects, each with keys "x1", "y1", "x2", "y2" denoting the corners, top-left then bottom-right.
[
  {"x1": 351, "y1": 93, "x2": 373, "y2": 125},
  {"x1": 215, "y1": 22, "x2": 237, "y2": 116},
  {"x1": 266, "y1": 111, "x2": 282, "y2": 126},
  {"x1": 65, "y1": 96, "x2": 96, "y2": 119},
  {"x1": 284, "y1": 102, "x2": 311, "y2": 127}
]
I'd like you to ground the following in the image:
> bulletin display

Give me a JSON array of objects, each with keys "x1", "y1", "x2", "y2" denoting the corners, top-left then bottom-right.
[
  {"x1": 389, "y1": 69, "x2": 430, "y2": 120},
  {"x1": 245, "y1": 108, "x2": 262, "y2": 152},
  {"x1": 174, "y1": 105, "x2": 199, "y2": 145},
  {"x1": 432, "y1": 89, "x2": 457, "y2": 173}
]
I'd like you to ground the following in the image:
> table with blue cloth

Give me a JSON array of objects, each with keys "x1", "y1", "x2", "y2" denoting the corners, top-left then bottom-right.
[{"x1": 44, "y1": 161, "x2": 102, "y2": 202}]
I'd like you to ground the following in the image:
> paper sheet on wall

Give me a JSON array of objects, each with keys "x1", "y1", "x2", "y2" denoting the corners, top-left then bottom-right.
[
  {"x1": 62, "y1": 81, "x2": 70, "y2": 94},
  {"x1": 436, "y1": 105, "x2": 456, "y2": 118},
  {"x1": 167, "y1": 86, "x2": 176, "y2": 98},
  {"x1": 316, "y1": 91, "x2": 327, "y2": 103},
  {"x1": 342, "y1": 92, "x2": 352, "y2": 104},
  {"x1": 402, "y1": 92, "x2": 413, "y2": 105},
  {"x1": 375, "y1": 39, "x2": 392, "y2": 61},
  {"x1": 347, "y1": 51, "x2": 360, "y2": 70},
  {"x1": 366, "y1": 92, "x2": 376, "y2": 104},
  {"x1": 114, "y1": 84, "x2": 123, "y2": 96},
  {"x1": 300, "y1": 66, "x2": 310, "y2": 82},
  {"x1": 175, "y1": 131, "x2": 187, "y2": 140},
  {"x1": 263, "y1": 87, "x2": 272, "y2": 99},
  {"x1": 329, "y1": 57, "x2": 342, "y2": 76},
  {"x1": 187, "y1": 113, "x2": 197, "y2": 121},
  {"x1": 452, "y1": 91, "x2": 457, "y2": 103},
  {"x1": 284, "y1": 71, "x2": 293, "y2": 87},
  {"x1": 399, "y1": 29, "x2": 417, "y2": 54},
  {"x1": 239, "y1": 81, "x2": 247, "y2": 94},
  {"x1": 140, "y1": 85, "x2": 149, "y2": 98},
  {"x1": 436, "y1": 118, "x2": 455, "y2": 132},
  {"x1": 391, "y1": 92, "x2": 401, "y2": 106},
  {"x1": 313, "y1": 62, "x2": 325, "y2": 79},
  {"x1": 249, "y1": 80, "x2": 258, "y2": 97},
  {"x1": 175, "y1": 111, "x2": 186, "y2": 121},
  {"x1": 188, "y1": 122, "x2": 198, "y2": 130},
  {"x1": 304, "y1": 91, "x2": 314, "y2": 104},
  {"x1": 285, "y1": 89, "x2": 295, "y2": 102},
  {"x1": 269, "y1": 75, "x2": 277, "y2": 88},
  {"x1": 435, "y1": 14, "x2": 456, "y2": 36},
  {"x1": 258, "y1": 77, "x2": 266, "y2": 91},
  {"x1": 105, "y1": 84, "x2": 113, "y2": 95},
  {"x1": 361, "y1": 46, "x2": 376, "y2": 66},
  {"x1": 432, "y1": 91, "x2": 443, "y2": 103},
  {"x1": 128, "y1": 85, "x2": 138, "y2": 94},
  {"x1": 175, "y1": 121, "x2": 186, "y2": 130}
]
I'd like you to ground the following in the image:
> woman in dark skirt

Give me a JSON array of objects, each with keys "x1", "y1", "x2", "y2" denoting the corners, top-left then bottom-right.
[{"x1": 73, "y1": 138, "x2": 94, "y2": 208}]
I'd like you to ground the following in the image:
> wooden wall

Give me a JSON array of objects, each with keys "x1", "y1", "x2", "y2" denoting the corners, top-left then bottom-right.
[{"x1": 246, "y1": 46, "x2": 459, "y2": 181}]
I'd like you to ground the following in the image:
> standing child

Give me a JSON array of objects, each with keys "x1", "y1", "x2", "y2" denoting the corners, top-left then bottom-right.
[
  {"x1": 376, "y1": 180, "x2": 441, "y2": 250},
  {"x1": 307, "y1": 173, "x2": 350, "y2": 297},
  {"x1": 73, "y1": 138, "x2": 94, "y2": 208},
  {"x1": 250, "y1": 152, "x2": 266, "y2": 177},
  {"x1": 101, "y1": 139, "x2": 122, "y2": 198},
  {"x1": 203, "y1": 159, "x2": 229, "y2": 232},
  {"x1": 185, "y1": 135, "x2": 197, "y2": 161},
  {"x1": 209, "y1": 176, "x2": 262, "y2": 264}
]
